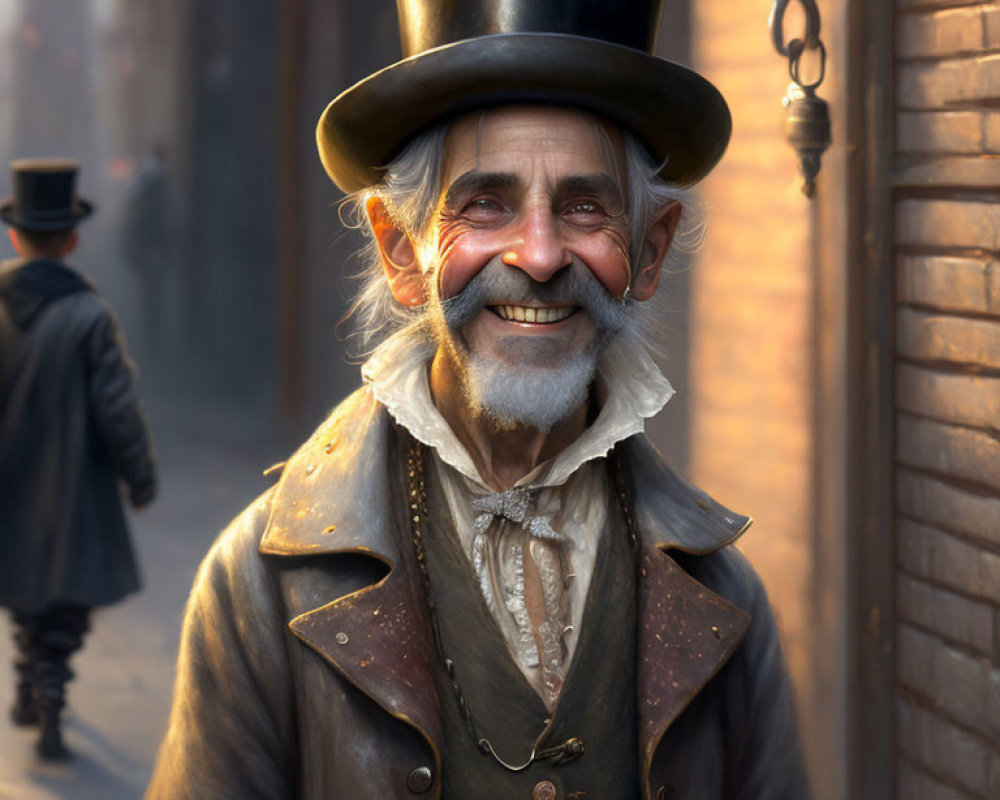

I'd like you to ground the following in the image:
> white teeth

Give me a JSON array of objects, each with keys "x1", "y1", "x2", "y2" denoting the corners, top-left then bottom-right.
[{"x1": 494, "y1": 305, "x2": 574, "y2": 324}]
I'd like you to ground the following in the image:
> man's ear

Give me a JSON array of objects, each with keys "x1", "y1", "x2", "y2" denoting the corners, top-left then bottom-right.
[
  {"x1": 366, "y1": 195, "x2": 424, "y2": 307},
  {"x1": 7, "y1": 228, "x2": 21, "y2": 255},
  {"x1": 61, "y1": 231, "x2": 79, "y2": 258},
  {"x1": 630, "y1": 199, "x2": 682, "y2": 302}
]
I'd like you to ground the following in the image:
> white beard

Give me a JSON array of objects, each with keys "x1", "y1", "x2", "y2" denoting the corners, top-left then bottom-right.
[{"x1": 463, "y1": 346, "x2": 600, "y2": 431}]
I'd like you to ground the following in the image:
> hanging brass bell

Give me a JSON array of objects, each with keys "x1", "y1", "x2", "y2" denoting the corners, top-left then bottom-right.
[{"x1": 783, "y1": 83, "x2": 831, "y2": 198}]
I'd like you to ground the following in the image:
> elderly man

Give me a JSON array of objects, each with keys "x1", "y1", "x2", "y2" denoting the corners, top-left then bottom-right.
[{"x1": 149, "y1": 2, "x2": 810, "y2": 798}]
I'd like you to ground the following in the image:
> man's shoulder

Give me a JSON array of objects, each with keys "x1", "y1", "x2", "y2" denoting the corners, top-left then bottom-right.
[
  {"x1": 674, "y1": 543, "x2": 770, "y2": 617},
  {"x1": 251, "y1": 387, "x2": 392, "y2": 557},
  {"x1": 204, "y1": 485, "x2": 280, "y2": 568},
  {"x1": 0, "y1": 258, "x2": 102, "y2": 330},
  {"x1": 623, "y1": 434, "x2": 752, "y2": 556}
]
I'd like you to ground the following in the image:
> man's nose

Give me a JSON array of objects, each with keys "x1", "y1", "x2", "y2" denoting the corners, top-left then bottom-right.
[{"x1": 500, "y1": 208, "x2": 571, "y2": 282}]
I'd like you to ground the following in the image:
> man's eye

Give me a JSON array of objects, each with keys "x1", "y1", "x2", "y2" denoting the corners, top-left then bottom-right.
[
  {"x1": 564, "y1": 200, "x2": 606, "y2": 224},
  {"x1": 461, "y1": 197, "x2": 505, "y2": 220}
]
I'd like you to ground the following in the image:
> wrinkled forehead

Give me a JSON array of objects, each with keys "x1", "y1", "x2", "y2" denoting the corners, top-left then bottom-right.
[{"x1": 440, "y1": 105, "x2": 626, "y2": 188}]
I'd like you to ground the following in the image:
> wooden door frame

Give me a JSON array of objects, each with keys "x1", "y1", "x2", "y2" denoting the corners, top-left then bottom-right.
[{"x1": 844, "y1": 0, "x2": 895, "y2": 797}]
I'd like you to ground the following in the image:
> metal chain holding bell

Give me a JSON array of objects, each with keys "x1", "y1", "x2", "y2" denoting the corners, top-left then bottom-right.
[{"x1": 769, "y1": 0, "x2": 832, "y2": 198}]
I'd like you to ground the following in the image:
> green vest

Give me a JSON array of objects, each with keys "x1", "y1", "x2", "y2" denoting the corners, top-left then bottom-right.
[{"x1": 422, "y1": 461, "x2": 640, "y2": 798}]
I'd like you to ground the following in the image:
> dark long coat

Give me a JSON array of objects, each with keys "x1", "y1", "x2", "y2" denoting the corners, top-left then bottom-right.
[
  {"x1": 0, "y1": 257, "x2": 156, "y2": 614},
  {"x1": 147, "y1": 389, "x2": 810, "y2": 799}
]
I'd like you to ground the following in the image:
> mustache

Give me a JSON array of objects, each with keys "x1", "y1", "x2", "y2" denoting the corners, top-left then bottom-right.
[{"x1": 439, "y1": 256, "x2": 629, "y2": 335}]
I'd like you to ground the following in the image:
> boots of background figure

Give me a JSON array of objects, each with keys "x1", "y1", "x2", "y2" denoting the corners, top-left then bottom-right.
[
  {"x1": 29, "y1": 603, "x2": 90, "y2": 761},
  {"x1": 10, "y1": 678, "x2": 39, "y2": 727},
  {"x1": 36, "y1": 706, "x2": 69, "y2": 760},
  {"x1": 34, "y1": 646, "x2": 74, "y2": 760},
  {"x1": 10, "y1": 613, "x2": 39, "y2": 726}
]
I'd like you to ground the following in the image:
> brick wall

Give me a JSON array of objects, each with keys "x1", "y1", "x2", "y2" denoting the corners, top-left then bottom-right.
[{"x1": 894, "y1": 2, "x2": 1000, "y2": 798}]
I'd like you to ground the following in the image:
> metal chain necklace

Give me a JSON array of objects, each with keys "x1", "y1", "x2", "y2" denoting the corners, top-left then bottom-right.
[{"x1": 404, "y1": 438, "x2": 639, "y2": 773}]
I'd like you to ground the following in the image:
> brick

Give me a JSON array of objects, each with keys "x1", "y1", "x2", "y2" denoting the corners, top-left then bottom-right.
[
  {"x1": 897, "y1": 415, "x2": 1000, "y2": 491},
  {"x1": 897, "y1": 8, "x2": 986, "y2": 60},
  {"x1": 987, "y1": 112, "x2": 1000, "y2": 152},
  {"x1": 896, "y1": 514, "x2": 1000, "y2": 599},
  {"x1": 898, "y1": 55, "x2": 1000, "y2": 109},
  {"x1": 896, "y1": 198, "x2": 1000, "y2": 251},
  {"x1": 897, "y1": 471, "x2": 1000, "y2": 548},
  {"x1": 896, "y1": 111, "x2": 982, "y2": 153},
  {"x1": 897, "y1": 574, "x2": 994, "y2": 654},
  {"x1": 987, "y1": 6, "x2": 1000, "y2": 49},
  {"x1": 897, "y1": 308, "x2": 1000, "y2": 370},
  {"x1": 894, "y1": 155, "x2": 1000, "y2": 189},
  {"x1": 990, "y1": 666, "x2": 1000, "y2": 725},
  {"x1": 897, "y1": 758, "x2": 977, "y2": 800},
  {"x1": 897, "y1": 624, "x2": 998, "y2": 738},
  {"x1": 897, "y1": 698, "x2": 993, "y2": 796},
  {"x1": 897, "y1": 0, "x2": 990, "y2": 10},
  {"x1": 897, "y1": 363, "x2": 1000, "y2": 429},
  {"x1": 897, "y1": 255, "x2": 995, "y2": 313}
]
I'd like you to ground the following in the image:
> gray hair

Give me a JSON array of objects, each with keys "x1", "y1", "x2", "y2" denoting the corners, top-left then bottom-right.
[{"x1": 340, "y1": 116, "x2": 706, "y2": 356}]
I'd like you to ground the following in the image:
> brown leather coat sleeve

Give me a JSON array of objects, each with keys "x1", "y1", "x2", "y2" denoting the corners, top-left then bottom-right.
[{"x1": 146, "y1": 489, "x2": 297, "y2": 800}]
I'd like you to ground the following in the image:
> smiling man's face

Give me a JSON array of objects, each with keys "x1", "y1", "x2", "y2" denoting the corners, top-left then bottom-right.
[
  {"x1": 370, "y1": 104, "x2": 679, "y2": 430},
  {"x1": 423, "y1": 106, "x2": 636, "y2": 428}
]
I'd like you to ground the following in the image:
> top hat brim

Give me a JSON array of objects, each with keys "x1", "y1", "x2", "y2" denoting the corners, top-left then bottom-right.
[
  {"x1": 318, "y1": 33, "x2": 731, "y2": 194},
  {"x1": 0, "y1": 197, "x2": 93, "y2": 232}
]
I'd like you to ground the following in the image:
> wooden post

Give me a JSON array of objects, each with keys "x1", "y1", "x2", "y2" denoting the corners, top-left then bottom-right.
[{"x1": 845, "y1": 0, "x2": 895, "y2": 797}]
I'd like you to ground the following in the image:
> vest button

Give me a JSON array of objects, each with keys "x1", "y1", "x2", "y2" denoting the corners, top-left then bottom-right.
[
  {"x1": 407, "y1": 766, "x2": 434, "y2": 793},
  {"x1": 532, "y1": 779, "x2": 557, "y2": 800}
]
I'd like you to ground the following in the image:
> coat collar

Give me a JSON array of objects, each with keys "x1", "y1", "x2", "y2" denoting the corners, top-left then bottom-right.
[
  {"x1": 0, "y1": 257, "x2": 92, "y2": 328},
  {"x1": 260, "y1": 390, "x2": 752, "y2": 559},
  {"x1": 261, "y1": 390, "x2": 752, "y2": 795}
]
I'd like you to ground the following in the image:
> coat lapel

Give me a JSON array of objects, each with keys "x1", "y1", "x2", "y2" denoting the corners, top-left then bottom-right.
[
  {"x1": 635, "y1": 547, "x2": 751, "y2": 780},
  {"x1": 260, "y1": 389, "x2": 443, "y2": 764},
  {"x1": 288, "y1": 568, "x2": 443, "y2": 757},
  {"x1": 621, "y1": 436, "x2": 754, "y2": 782}
]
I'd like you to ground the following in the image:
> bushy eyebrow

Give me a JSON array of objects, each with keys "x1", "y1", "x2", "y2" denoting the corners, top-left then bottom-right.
[
  {"x1": 442, "y1": 171, "x2": 521, "y2": 210},
  {"x1": 442, "y1": 171, "x2": 623, "y2": 210},
  {"x1": 553, "y1": 174, "x2": 623, "y2": 207}
]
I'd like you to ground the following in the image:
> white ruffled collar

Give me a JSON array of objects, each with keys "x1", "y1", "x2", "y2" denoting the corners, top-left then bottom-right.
[{"x1": 362, "y1": 326, "x2": 674, "y2": 490}]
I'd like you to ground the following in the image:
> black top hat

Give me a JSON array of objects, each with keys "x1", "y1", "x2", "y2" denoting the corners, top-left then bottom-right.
[
  {"x1": 317, "y1": 0, "x2": 731, "y2": 193},
  {"x1": 0, "y1": 158, "x2": 94, "y2": 233}
]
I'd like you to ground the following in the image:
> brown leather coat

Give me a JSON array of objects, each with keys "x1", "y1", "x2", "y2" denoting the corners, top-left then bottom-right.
[{"x1": 147, "y1": 389, "x2": 810, "y2": 799}]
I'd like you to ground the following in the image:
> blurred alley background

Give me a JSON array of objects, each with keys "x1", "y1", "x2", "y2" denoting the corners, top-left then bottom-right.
[{"x1": 2, "y1": 1, "x2": 999, "y2": 799}]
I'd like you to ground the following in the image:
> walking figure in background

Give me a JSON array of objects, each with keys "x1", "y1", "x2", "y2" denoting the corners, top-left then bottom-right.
[
  {"x1": 121, "y1": 145, "x2": 170, "y2": 358},
  {"x1": 0, "y1": 159, "x2": 157, "y2": 760}
]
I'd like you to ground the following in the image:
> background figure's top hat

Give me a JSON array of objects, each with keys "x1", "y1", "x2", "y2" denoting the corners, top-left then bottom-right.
[
  {"x1": 0, "y1": 158, "x2": 94, "y2": 233},
  {"x1": 317, "y1": 0, "x2": 732, "y2": 194}
]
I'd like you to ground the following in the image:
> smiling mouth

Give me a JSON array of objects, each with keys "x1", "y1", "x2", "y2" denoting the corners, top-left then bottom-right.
[{"x1": 489, "y1": 304, "x2": 578, "y2": 324}]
